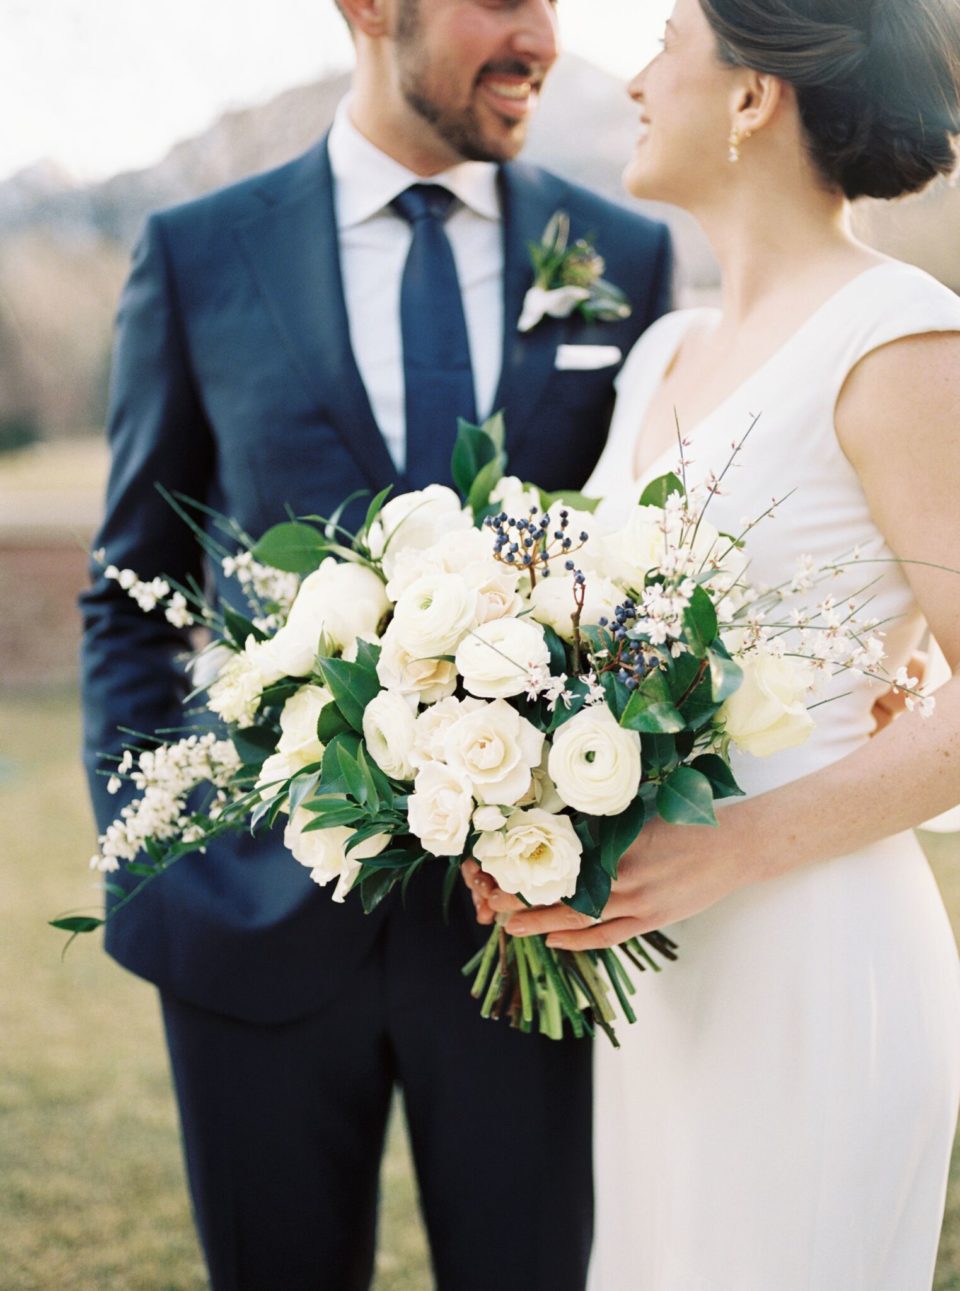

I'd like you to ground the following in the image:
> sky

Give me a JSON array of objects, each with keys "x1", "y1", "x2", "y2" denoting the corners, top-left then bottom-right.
[{"x1": 1, "y1": 0, "x2": 672, "y2": 184}]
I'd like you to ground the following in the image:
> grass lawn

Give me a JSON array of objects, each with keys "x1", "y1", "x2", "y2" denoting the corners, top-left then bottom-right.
[{"x1": 3, "y1": 686, "x2": 959, "y2": 1289}]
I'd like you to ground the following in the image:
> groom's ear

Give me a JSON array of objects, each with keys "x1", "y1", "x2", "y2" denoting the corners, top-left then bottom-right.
[{"x1": 337, "y1": 0, "x2": 388, "y2": 37}]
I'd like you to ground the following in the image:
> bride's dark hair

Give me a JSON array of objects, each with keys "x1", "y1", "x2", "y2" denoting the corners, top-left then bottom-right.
[{"x1": 698, "y1": 0, "x2": 960, "y2": 199}]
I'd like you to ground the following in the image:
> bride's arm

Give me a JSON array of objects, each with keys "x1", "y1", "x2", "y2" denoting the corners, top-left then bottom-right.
[{"x1": 478, "y1": 330, "x2": 960, "y2": 949}]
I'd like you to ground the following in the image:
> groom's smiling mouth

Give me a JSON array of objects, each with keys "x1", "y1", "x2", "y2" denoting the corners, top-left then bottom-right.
[{"x1": 477, "y1": 63, "x2": 545, "y2": 120}]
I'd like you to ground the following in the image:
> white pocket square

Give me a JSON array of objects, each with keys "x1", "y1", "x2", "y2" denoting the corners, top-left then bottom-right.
[{"x1": 554, "y1": 344, "x2": 623, "y2": 371}]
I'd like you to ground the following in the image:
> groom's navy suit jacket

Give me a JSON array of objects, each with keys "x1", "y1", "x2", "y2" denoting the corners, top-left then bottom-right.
[{"x1": 81, "y1": 138, "x2": 672, "y2": 1025}]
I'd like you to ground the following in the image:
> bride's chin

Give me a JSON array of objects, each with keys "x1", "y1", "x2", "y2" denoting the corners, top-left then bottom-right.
[{"x1": 621, "y1": 157, "x2": 661, "y2": 202}]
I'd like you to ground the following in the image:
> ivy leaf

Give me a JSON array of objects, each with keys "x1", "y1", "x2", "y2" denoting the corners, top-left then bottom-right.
[
  {"x1": 682, "y1": 585, "x2": 719, "y2": 659},
  {"x1": 639, "y1": 472, "x2": 683, "y2": 509},
  {"x1": 656, "y1": 767, "x2": 717, "y2": 826},
  {"x1": 691, "y1": 753, "x2": 745, "y2": 799},
  {"x1": 252, "y1": 521, "x2": 330, "y2": 574},
  {"x1": 597, "y1": 796, "x2": 646, "y2": 878}
]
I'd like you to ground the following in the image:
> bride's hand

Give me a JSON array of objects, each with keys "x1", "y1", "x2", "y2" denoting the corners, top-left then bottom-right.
[{"x1": 484, "y1": 815, "x2": 757, "y2": 951}]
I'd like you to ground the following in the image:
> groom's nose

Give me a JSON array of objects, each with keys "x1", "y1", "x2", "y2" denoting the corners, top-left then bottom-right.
[{"x1": 508, "y1": 0, "x2": 560, "y2": 70}]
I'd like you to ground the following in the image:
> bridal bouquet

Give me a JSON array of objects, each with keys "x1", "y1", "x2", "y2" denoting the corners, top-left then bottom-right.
[{"x1": 59, "y1": 417, "x2": 928, "y2": 1044}]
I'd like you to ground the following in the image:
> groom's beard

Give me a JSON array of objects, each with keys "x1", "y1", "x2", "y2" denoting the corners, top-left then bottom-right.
[{"x1": 399, "y1": 58, "x2": 540, "y2": 163}]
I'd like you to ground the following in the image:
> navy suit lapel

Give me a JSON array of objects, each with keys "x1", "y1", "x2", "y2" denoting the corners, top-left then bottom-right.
[
  {"x1": 233, "y1": 139, "x2": 401, "y2": 493},
  {"x1": 492, "y1": 165, "x2": 572, "y2": 466}
]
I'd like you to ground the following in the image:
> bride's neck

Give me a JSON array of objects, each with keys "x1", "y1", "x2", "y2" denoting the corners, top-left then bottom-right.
[{"x1": 693, "y1": 179, "x2": 857, "y2": 324}]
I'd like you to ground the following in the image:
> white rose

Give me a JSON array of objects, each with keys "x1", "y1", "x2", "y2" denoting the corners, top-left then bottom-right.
[
  {"x1": 362, "y1": 689, "x2": 418, "y2": 781},
  {"x1": 721, "y1": 650, "x2": 815, "y2": 757},
  {"x1": 442, "y1": 699, "x2": 544, "y2": 806},
  {"x1": 207, "y1": 635, "x2": 284, "y2": 724},
  {"x1": 283, "y1": 807, "x2": 389, "y2": 902},
  {"x1": 547, "y1": 707, "x2": 642, "y2": 816},
  {"x1": 546, "y1": 505, "x2": 607, "y2": 572},
  {"x1": 468, "y1": 564, "x2": 525, "y2": 625},
  {"x1": 377, "y1": 627, "x2": 458, "y2": 705},
  {"x1": 411, "y1": 696, "x2": 486, "y2": 769},
  {"x1": 407, "y1": 762, "x2": 474, "y2": 857},
  {"x1": 601, "y1": 504, "x2": 672, "y2": 589},
  {"x1": 527, "y1": 570, "x2": 622, "y2": 642},
  {"x1": 455, "y1": 617, "x2": 550, "y2": 699},
  {"x1": 368, "y1": 485, "x2": 472, "y2": 580},
  {"x1": 268, "y1": 558, "x2": 388, "y2": 675},
  {"x1": 473, "y1": 805, "x2": 507, "y2": 832},
  {"x1": 390, "y1": 571, "x2": 479, "y2": 657},
  {"x1": 255, "y1": 750, "x2": 301, "y2": 803},
  {"x1": 473, "y1": 807, "x2": 582, "y2": 906}
]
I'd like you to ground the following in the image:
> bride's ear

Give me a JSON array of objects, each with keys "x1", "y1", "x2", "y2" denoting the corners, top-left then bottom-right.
[{"x1": 728, "y1": 71, "x2": 785, "y2": 144}]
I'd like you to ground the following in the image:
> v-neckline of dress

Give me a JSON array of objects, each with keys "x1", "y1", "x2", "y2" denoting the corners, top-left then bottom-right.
[{"x1": 630, "y1": 261, "x2": 897, "y2": 484}]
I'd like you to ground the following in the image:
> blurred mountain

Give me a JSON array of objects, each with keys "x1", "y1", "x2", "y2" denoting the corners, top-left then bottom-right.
[{"x1": 0, "y1": 54, "x2": 956, "y2": 440}]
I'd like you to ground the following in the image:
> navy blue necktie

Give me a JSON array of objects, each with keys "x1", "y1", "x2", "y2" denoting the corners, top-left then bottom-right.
[{"x1": 391, "y1": 184, "x2": 477, "y2": 490}]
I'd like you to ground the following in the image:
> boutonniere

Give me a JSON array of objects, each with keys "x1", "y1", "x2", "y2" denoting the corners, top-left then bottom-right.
[{"x1": 517, "y1": 211, "x2": 632, "y2": 334}]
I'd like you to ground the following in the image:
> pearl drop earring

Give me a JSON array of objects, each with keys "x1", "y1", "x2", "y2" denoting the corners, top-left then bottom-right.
[{"x1": 728, "y1": 128, "x2": 741, "y2": 163}]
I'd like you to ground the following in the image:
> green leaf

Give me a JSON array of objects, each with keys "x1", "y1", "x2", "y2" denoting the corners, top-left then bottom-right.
[
  {"x1": 566, "y1": 853, "x2": 612, "y2": 919},
  {"x1": 467, "y1": 455, "x2": 505, "y2": 515},
  {"x1": 480, "y1": 410, "x2": 506, "y2": 455},
  {"x1": 708, "y1": 645, "x2": 744, "y2": 703},
  {"x1": 361, "y1": 485, "x2": 394, "y2": 538},
  {"x1": 352, "y1": 638, "x2": 383, "y2": 675},
  {"x1": 442, "y1": 861, "x2": 461, "y2": 921},
  {"x1": 317, "y1": 702, "x2": 351, "y2": 744},
  {"x1": 288, "y1": 770, "x2": 320, "y2": 818},
  {"x1": 541, "y1": 624, "x2": 569, "y2": 678},
  {"x1": 223, "y1": 606, "x2": 265, "y2": 648},
  {"x1": 231, "y1": 725, "x2": 277, "y2": 767},
  {"x1": 656, "y1": 767, "x2": 717, "y2": 826},
  {"x1": 597, "y1": 795, "x2": 646, "y2": 878},
  {"x1": 538, "y1": 488, "x2": 602, "y2": 516},
  {"x1": 639, "y1": 472, "x2": 684, "y2": 509},
  {"x1": 320, "y1": 731, "x2": 362, "y2": 793},
  {"x1": 337, "y1": 744, "x2": 368, "y2": 805},
  {"x1": 355, "y1": 744, "x2": 381, "y2": 812},
  {"x1": 641, "y1": 733, "x2": 680, "y2": 779},
  {"x1": 620, "y1": 671, "x2": 684, "y2": 733},
  {"x1": 452, "y1": 421, "x2": 499, "y2": 499},
  {"x1": 302, "y1": 803, "x2": 365, "y2": 831},
  {"x1": 252, "y1": 521, "x2": 330, "y2": 574},
  {"x1": 600, "y1": 670, "x2": 632, "y2": 721},
  {"x1": 691, "y1": 753, "x2": 745, "y2": 799},
  {"x1": 682, "y1": 585, "x2": 719, "y2": 659},
  {"x1": 318, "y1": 656, "x2": 381, "y2": 732},
  {"x1": 50, "y1": 915, "x2": 104, "y2": 934},
  {"x1": 359, "y1": 867, "x2": 402, "y2": 914}
]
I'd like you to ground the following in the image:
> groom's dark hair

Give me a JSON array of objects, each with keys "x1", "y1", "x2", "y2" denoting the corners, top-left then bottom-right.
[{"x1": 698, "y1": 0, "x2": 960, "y2": 200}]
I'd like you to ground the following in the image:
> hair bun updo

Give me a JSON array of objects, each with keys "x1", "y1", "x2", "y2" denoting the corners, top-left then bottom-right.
[{"x1": 698, "y1": 0, "x2": 960, "y2": 200}]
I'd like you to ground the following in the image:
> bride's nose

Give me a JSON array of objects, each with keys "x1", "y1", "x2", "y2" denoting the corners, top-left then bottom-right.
[{"x1": 628, "y1": 69, "x2": 646, "y2": 103}]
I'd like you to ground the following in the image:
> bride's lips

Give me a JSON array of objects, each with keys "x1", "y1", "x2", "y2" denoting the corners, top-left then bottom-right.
[
  {"x1": 478, "y1": 71, "x2": 542, "y2": 120},
  {"x1": 635, "y1": 115, "x2": 652, "y2": 146}
]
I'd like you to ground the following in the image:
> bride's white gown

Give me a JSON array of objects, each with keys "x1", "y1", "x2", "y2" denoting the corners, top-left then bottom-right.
[{"x1": 584, "y1": 262, "x2": 960, "y2": 1291}]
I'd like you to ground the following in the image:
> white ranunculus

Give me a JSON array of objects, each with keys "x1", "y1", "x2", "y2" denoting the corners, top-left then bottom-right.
[
  {"x1": 385, "y1": 527, "x2": 495, "y2": 601},
  {"x1": 390, "y1": 571, "x2": 480, "y2": 658},
  {"x1": 455, "y1": 617, "x2": 550, "y2": 699},
  {"x1": 367, "y1": 485, "x2": 472, "y2": 580},
  {"x1": 277, "y1": 684, "x2": 332, "y2": 762},
  {"x1": 376, "y1": 627, "x2": 459, "y2": 705},
  {"x1": 473, "y1": 807, "x2": 582, "y2": 905},
  {"x1": 268, "y1": 558, "x2": 389, "y2": 675},
  {"x1": 362, "y1": 689, "x2": 418, "y2": 782},
  {"x1": 601, "y1": 504, "x2": 672, "y2": 589},
  {"x1": 207, "y1": 635, "x2": 284, "y2": 725},
  {"x1": 283, "y1": 807, "x2": 389, "y2": 902},
  {"x1": 407, "y1": 762, "x2": 475, "y2": 857},
  {"x1": 527, "y1": 569, "x2": 622, "y2": 642},
  {"x1": 548, "y1": 707, "x2": 642, "y2": 816},
  {"x1": 490, "y1": 474, "x2": 542, "y2": 516},
  {"x1": 410, "y1": 696, "x2": 486, "y2": 770},
  {"x1": 255, "y1": 683, "x2": 332, "y2": 802},
  {"x1": 442, "y1": 699, "x2": 544, "y2": 806},
  {"x1": 721, "y1": 650, "x2": 815, "y2": 757}
]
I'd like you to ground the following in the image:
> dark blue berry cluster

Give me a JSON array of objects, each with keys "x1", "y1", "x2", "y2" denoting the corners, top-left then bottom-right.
[
  {"x1": 596, "y1": 597, "x2": 651, "y2": 690},
  {"x1": 484, "y1": 505, "x2": 589, "y2": 586}
]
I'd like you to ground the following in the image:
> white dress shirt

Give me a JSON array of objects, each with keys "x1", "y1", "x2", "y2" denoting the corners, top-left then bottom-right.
[{"x1": 327, "y1": 98, "x2": 504, "y2": 474}]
